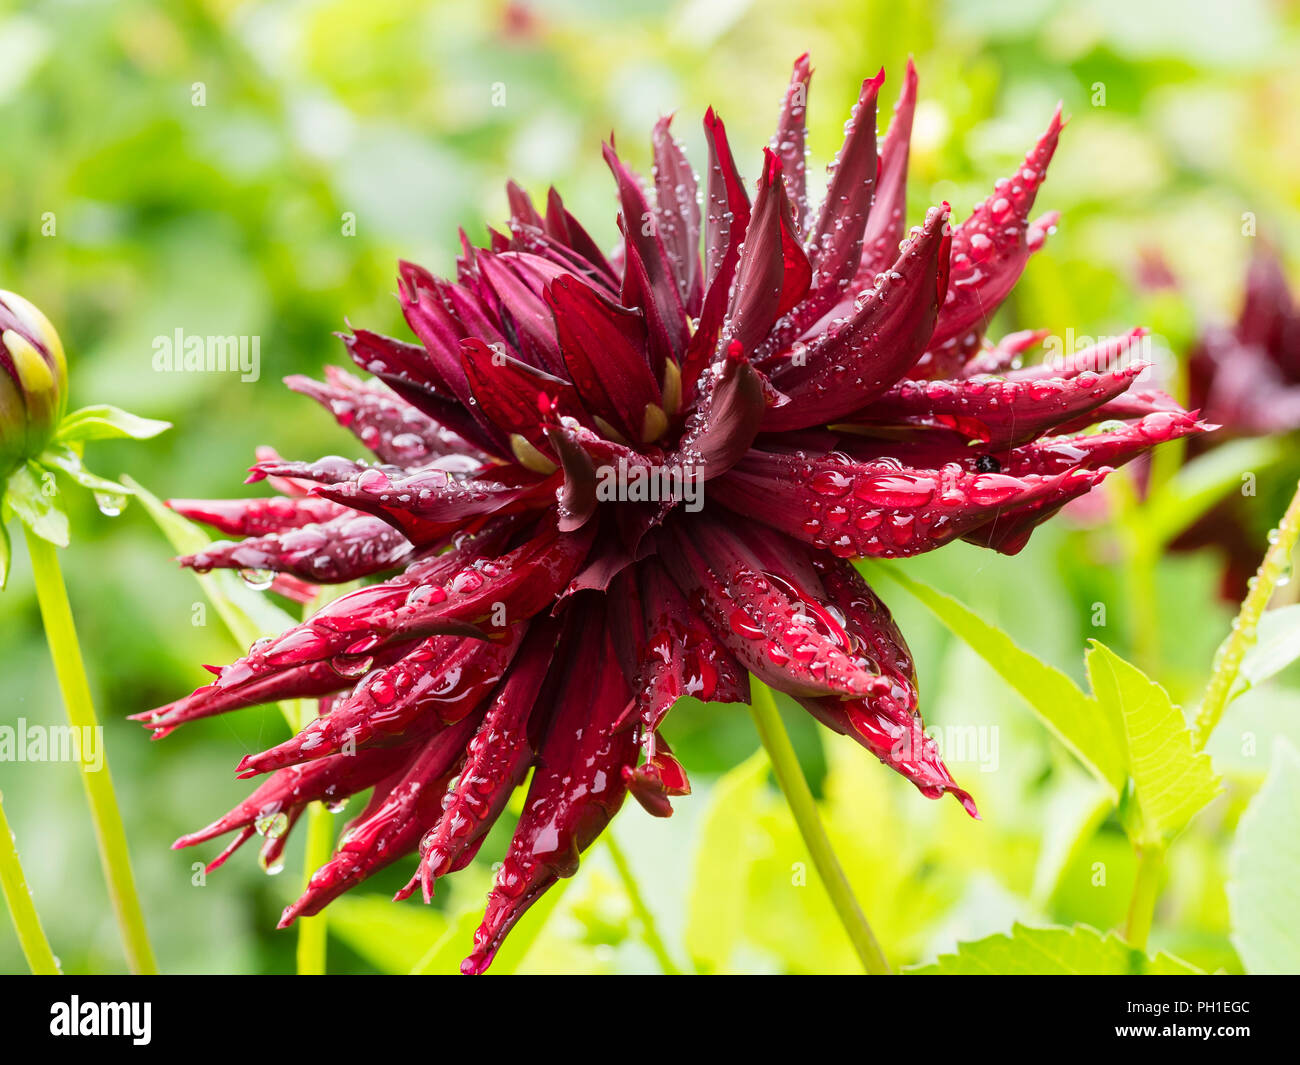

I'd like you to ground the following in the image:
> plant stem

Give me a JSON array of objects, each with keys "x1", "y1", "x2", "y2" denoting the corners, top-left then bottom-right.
[
  {"x1": 23, "y1": 528, "x2": 157, "y2": 975},
  {"x1": 605, "y1": 834, "x2": 680, "y2": 974},
  {"x1": 295, "y1": 800, "x2": 334, "y2": 975},
  {"x1": 1122, "y1": 846, "x2": 1164, "y2": 952},
  {"x1": 1193, "y1": 477, "x2": 1300, "y2": 750},
  {"x1": 286, "y1": 583, "x2": 349, "y2": 977},
  {"x1": 0, "y1": 792, "x2": 61, "y2": 974},
  {"x1": 748, "y1": 683, "x2": 891, "y2": 974}
]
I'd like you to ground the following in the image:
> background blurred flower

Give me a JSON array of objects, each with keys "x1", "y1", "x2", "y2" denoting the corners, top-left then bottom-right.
[{"x1": 1165, "y1": 244, "x2": 1300, "y2": 598}]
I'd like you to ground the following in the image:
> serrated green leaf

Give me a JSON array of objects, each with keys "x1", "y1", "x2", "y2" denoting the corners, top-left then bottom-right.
[
  {"x1": 56, "y1": 404, "x2": 171, "y2": 443},
  {"x1": 1237, "y1": 603, "x2": 1300, "y2": 693},
  {"x1": 1086, "y1": 641, "x2": 1220, "y2": 844},
  {"x1": 5, "y1": 462, "x2": 68, "y2": 547},
  {"x1": 1228, "y1": 739, "x2": 1300, "y2": 974},
  {"x1": 685, "y1": 750, "x2": 770, "y2": 972},
  {"x1": 905, "y1": 922, "x2": 1203, "y2": 975},
  {"x1": 866, "y1": 562, "x2": 1125, "y2": 800}
]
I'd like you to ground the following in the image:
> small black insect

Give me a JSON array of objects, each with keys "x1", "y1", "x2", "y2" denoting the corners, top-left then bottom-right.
[{"x1": 973, "y1": 453, "x2": 1002, "y2": 473}]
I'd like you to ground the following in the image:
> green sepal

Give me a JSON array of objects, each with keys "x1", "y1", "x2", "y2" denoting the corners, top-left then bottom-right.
[
  {"x1": 56, "y1": 404, "x2": 171, "y2": 444},
  {"x1": 39, "y1": 444, "x2": 135, "y2": 498},
  {"x1": 4, "y1": 461, "x2": 69, "y2": 547},
  {"x1": 0, "y1": 519, "x2": 10, "y2": 589}
]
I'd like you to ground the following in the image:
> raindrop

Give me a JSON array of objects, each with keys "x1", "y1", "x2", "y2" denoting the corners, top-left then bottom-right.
[
  {"x1": 239, "y1": 568, "x2": 274, "y2": 590},
  {"x1": 94, "y1": 491, "x2": 128, "y2": 517}
]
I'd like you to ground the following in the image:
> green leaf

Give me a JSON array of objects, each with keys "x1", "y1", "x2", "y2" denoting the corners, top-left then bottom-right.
[
  {"x1": 1228, "y1": 739, "x2": 1300, "y2": 974},
  {"x1": 1086, "y1": 641, "x2": 1220, "y2": 844},
  {"x1": 406, "y1": 874, "x2": 576, "y2": 975},
  {"x1": 1144, "y1": 436, "x2": 1285, "y2": 548},
  {"x1": 1236, "y1": 603, "x2": 1300, "y2": 694},
  {"x1": 1030, "y1": 779, "x2": 1115, "y2": 908},
  {"x1": 123, "y1": 474, "x2": 296, "y2": 646},
  {"x1": 38, "y1": 445, "x2": 133, "y2": 497},
  {"x1": 905, "y1": 922, "x2": 1203, "y2": 975},
  {"x1": 5, "y1": 462, "x2": 69, "y2": 547},
  {"x1": 327, "y1": 895, "x2": 450, "y2": 975},
  {"x1": 0, "y1": 520, "x2": 9, "y2": 589},
  {"x1": 865, "y1": 562, "x2": 1126, "y2": 800},
  {"x1": 122, "y1": 475, "x2": 299, "y2": 727},
  {"x1": 684, "y1": 750, "x2": 769, "y2": 972},
  {"x1": 56, "y1": 404, "x2": 171, "y2": 443},
  {"x1": 489, "y1": 871, "x2": 576, "y2": 974},
  {"x1": 409, "y1": 907, "x2": 488, "y2": 976}
]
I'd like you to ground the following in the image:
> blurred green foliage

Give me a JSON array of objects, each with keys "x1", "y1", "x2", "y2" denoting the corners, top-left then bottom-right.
[{"x1": 2, "y1": 0, "x2": 1299, "y2": 974}]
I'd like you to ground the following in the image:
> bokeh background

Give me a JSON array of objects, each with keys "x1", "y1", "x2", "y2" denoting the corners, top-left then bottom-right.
[{"x1": 2, "y1": 0, "x2": 1299, "y2": 974}]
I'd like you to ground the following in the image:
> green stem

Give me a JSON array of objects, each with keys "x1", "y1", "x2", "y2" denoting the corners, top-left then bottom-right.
[
  {"x1": 1193, "y1": 477, "x2": 1300, "y2": 750},
  {"x1": 605, "y1": 834, "x2": 680, "y2": 974},
  {"x1": 287, "y1": 584, "x2": 351, "y2": 976},
  {"x1": 1122, "y1": 846, "x2": 1164, "y2": 952},
  {"x1": 748, "y1": 683, "x2": 891, "y2": 974},
  {"x1": 23, "y1": 528, "x2": 157, "y2": 975},
  {"x1": 295, "y1": 800, "x2": 334, "y2": 975},
  {"x1": 0, "y1": 791, "x2": 61, "y2": 974}
]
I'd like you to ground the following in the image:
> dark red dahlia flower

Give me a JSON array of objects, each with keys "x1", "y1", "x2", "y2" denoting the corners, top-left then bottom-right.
[
  {"x1": 1168, "y1": 243, "x2": 1300, "y2": 597},
  {"x1": 1188, "y1": 243, "x2": 1300, "y2": 436},
  {"x1": 142, "y1": 56, "x2": 1207, "y2": 973}
]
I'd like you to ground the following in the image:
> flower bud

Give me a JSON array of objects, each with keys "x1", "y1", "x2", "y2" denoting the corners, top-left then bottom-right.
[{"x1": 0, "y1": 290, "x2": 67, "y2": 477}]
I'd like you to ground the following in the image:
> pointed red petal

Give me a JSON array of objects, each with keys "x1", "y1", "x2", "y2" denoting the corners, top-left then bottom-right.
[
  {"x1": 547, "y1": 274, "x2": 662, "y2": 442},
  {"x1": 178, "y1": 513, "x2": 413, "y2": 583},
  {"x1": 279, "y1": 714, "x2": 482, "y2": 925},
  {"x1": 652, "y1": 115, "x2": 704, "y2": 315},
  {"x1": 928, "y1": 106, "x2": 1064, "y2": 360},
  {"x1": 660, "y1": 516, "x2": 892, "y2": 699},
  {"x1": 459, "y1": 336, "x2": 587, "y2": 450},
  {"x1": 849, "y1": 363, "x2": 1146, "y2": 448},
  {"x1": 411, "y1": 619, "x2": 560, "y2": 896},
  {"x1": 287, "y1": 366, "x2": 480, "y2": 464},
  {"x1": 463, "y1": 602, "x2": 636, "y2": 974},
  {"x1": 166, "y1": 495, "x2": 345, "y2": 538},
  {"x1": 173, "y1": 746, "x2": 410, "y2": 850},
  {"x1": 605, "y1": 142, "x2": 689, "y2": 372},
  {"x1": 683, "y1": 108, "x2": 753, "y2": 399},
  {"x1": 235, "y1": 629, "x2": 521, "y2": 777},
  {"x1": 762, "y1": 204, "x2": 951, "y2": 431},
  {"x1": 858, "y1": 58, "x2": 917, "y2": 281},
  {"x1": 725, "y1": 149, "x2": 812, "y2": 351},
  {"x1": 798, "y1": 557, "x2": 977, "y2": 815},
  {"x1": 713, "y1": 445, "x2": 1113, "y2": 559},
  {"x1": 609, "y1": 559, "x2": 749, "y2": 734}
]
